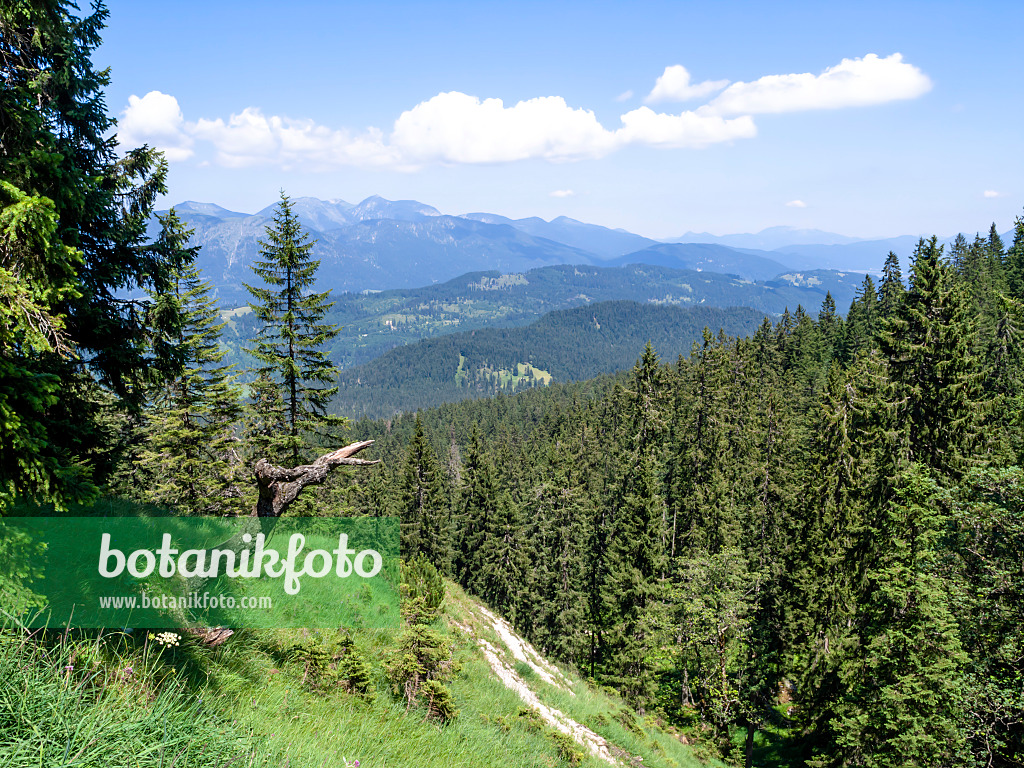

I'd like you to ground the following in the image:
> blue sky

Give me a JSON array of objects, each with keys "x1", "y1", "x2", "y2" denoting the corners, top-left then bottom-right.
[{"x1": 100, "y1": 0, "x2": 1022, "y2": 239}]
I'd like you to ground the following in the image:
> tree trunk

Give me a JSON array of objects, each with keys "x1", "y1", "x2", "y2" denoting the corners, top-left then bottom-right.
[{"x1": 253, "y1": 440, "x2": 379, "y2": 518}]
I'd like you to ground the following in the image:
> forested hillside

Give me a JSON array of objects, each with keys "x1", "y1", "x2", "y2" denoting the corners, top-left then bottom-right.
[
  {"x1": 337, "y1": 232, "x2": 1024, "y2": 767},
  {"x1": 333, "y1": 300, "x2": 765, "y2": 417},
  {"x1": 218, "y1": 262, "x2": 864, "y2": 375}
]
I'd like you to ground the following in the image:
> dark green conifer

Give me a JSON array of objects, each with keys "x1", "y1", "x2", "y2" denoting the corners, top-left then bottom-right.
[
  {"x1": 398, "y1": 414, "x2": 450, "y2": 569},
  {"x1": 878, "y1": 251, "x2": 905, "y2": 322},
  {"x1": 830, "y1": 466, "x2": 967, "y2": 768},
  {"x1": 878, "y1": 237, "x2": 981, "y2": 478},
  {"x1": 137, "y1": 211, "x2": 245, "y2": 515},
  {"x1": 244, "y1": 192, "x2": 342, "y2": 465}
]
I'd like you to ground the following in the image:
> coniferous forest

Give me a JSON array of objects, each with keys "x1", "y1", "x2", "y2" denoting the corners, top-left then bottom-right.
[
  {"x1": 2, "y1": 3, "x2": 1024, "y2": 768},
  {"x1": 341, "y1": 233, "x2": 1024, "y2": 766}
]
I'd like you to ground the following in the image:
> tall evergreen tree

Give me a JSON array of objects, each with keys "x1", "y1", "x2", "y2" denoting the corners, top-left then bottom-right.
[
  {"x1": 606, "y1": 448, "x2": 667, "y2": 709},
  {"x1": 398, "y1": 414, "x2": 450, "y2": 570},
  {"x1": 829, "y1": 466, "x2": 967, "y2": 768},
  {"x1": 453, "y1": 426, "x2": 500, "y2": 593},
  {"x1": 841, "y1": 275, "x2": 879, "y2": 361},
  {"x1": 878, "y1": 237, "x2": 981, "y2": 478},
  {"x1": 522, "y1": 439, "x2": 590, "y2": 662},
  {"x1": 1005, "y1": 213, "x2": 1024, "y2": 300},
  {"x1": 244, "y1": 192, "x2": 342, "y2": 465},
  {"x1": 878, "y1": 251, "x2": 905, "y2": 322},
  {"x1": 1, "y1": 0, "x2": 179, "y2": 510},
  {"x1": 136, "y1": 211, "x2": 245, "y2": 515}
]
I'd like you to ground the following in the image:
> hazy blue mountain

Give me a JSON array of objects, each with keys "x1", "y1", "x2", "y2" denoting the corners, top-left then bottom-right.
[
  {"x1": 462, "y1": 212, "x2": 658, "y2": 258},
  {"x1": 608, "y1": 242, "x2": 793, "y2": 281},
  {"x1": 670, "y1": 226, "x2": 863, "y2": 250},
  {"x1": 346, "y1": 195, "x2": 443, "y2": 222},
  {"x1": 773, "y1": 230, "x2": 1014, "y2": 272},
  {"x1": 255, "y1": 196, "x2": 355, "y2": 232},
  {"x1": 159, "y1": 205, "x2": 598, "y2": 304},
  {"x1": 771, "y1": 236, "x2": 923, "y2": 272},
  {"x1": 173, "y1": 201, "x2": 250, "y2": 219}
]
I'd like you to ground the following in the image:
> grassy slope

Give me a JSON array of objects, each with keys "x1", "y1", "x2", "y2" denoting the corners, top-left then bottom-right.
[{"x1": 2, "y1": 581, "x2": 722, "y2": 768}]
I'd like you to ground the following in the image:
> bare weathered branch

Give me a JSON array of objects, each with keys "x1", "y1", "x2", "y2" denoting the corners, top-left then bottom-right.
[{"x1": 253, "y1": 440, "x2": 380, "y2": 517}]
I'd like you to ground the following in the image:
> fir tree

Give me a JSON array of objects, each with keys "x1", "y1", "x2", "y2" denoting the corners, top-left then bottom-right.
[
  {"x1": 137, "y1": 211, "x2": 244, "y2": 514},
  {"x1": 453, "y1": 426, "x2": 500, "y2": 593},
  {"x1": 606, "y1": 448, "x2": 667, "y2": 709},
  {"x1": 829, "y1": 466, "x2": 967, "y2": 768},
  {"x1": 398, "y1": 414, "x2": 450, "y2": 570},
  {"x1": 878, "y1": 251, "x2": 905, "y2": 322},
  {"x1": 244, "y1": 192, "x2": 342, "y2": 465},
  {"x1": 817, "y1": 291, "x2": 840, "y2": 358},
  {"x1": 841, "y1": 275, "x2": 879, "y2": 361},
  {"x1": 523, "y1": 439, "x2": 590, "y2": 662},
  {"x1": 878, "y1": 237, "x2": 981, "y2": 478},
  {"x1": 1005, "y1": 212, "x2": 1024, "y2": 301},
  {"x1": 1, "y1": 1, "x2": 179, "y2": 510}
]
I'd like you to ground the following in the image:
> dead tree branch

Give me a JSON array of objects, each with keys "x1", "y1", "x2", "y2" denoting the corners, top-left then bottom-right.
[{"x1": 253, "y1": 440, "x2": 380, "y2": 517}]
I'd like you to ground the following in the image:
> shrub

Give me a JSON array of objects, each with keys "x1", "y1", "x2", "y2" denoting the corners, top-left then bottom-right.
[{"x1": 400, "y1": 556, "x2": 445, "y2": 625}]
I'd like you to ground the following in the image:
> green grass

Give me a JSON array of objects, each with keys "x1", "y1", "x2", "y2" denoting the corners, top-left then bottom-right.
[
  {"x1": 0, "y1": 623, "x2": 267, "y2": 767},
  {"x1": 2, "y1": 578, "x2": 723, "y2": 768}
]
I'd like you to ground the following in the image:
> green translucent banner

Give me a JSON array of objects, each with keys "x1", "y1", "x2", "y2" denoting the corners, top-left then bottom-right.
[{"x1": 0, "y1": 516, "x2": 400, "y2": 629}]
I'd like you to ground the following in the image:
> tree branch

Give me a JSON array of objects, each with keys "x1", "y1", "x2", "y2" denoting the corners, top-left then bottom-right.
[{"x1": 253, "y1": 440, "x2": 380, "y2": 517}]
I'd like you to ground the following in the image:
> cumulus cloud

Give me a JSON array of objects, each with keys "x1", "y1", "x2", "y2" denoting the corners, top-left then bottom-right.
[
  {"x1": 550, "y1": 189, "x2": 576, "y2": 198},
  {"x1": 118, "y1": 91, "x2": 193, "y2": 161},
  {"x1": 786, "y1": 199, "x2": 808, "y2": 208},
  {"x1": 390, "y1": 92, "x2": 619, "y2": 164},
  {"x1": 645, "y1": 65, "x2": 729, "y2": 104},
  {"x1": 117, "y1": 54, "x2": 929, "y2": 170},
  {"x1": 983, "y1": 190, "x2": 1001, "y2": 198},
  {"x1": 706, "y1": 53, "x2": 932, "y2": 115},
  {"x1": 617, "y1": 107, "x2": 756, "y2": 148},
  {"x1": 189, "y1": 108, "x2": 396, "y2": 168}
]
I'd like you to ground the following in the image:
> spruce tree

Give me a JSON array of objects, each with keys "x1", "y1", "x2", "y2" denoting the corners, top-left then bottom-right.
[
  {"x1": 398, "y1": 414, "x2": 450, "y2": 570},
  {"x1": 1005, "y1": 213, "x2": 1024, "y2": 300},
  {"x1": 830, "y1": 466, "x2": 967, "y2": 768},
  {"x1": 523, "y1": 439, "x2": 590, "y2": 662},
  {"x1": 878, "y1": 251, "x2": 905, "y2": 322},
  {"x1": 841, "y1": 275, "x2": 879, "y2": 361},
  {"x1": 878, "y1": 237, "x2": 981, "y2": 478},
  {"x1": 1, "y1": 1, "x2": 179, "y2": 509},
  {"x1": 244, "y1": 192, "x2": 342, "y2": 465},
  {"x1": 137, "y1": 211, "x2": 244, "y2": 514},
  {"x1": 453, "y1": 426, "x2": 500, "y2": 593},
  {"x1": 606, "y1": 448, "x2": 667, "y2": 709},
  {"x1": 791, "y1": 358, "x2": 882, "y2": 750}
]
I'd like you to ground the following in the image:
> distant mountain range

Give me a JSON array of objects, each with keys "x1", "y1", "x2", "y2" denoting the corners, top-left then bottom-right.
[
  {"x1": 155, "y1": 192, "x2": 1011, "y2": 307},
  {"x1": 218, "y1": 261, "x2": 869, "y2": 379},
  {"x1": 159, "y1": 195, "x2": 1003, "y2": 303}
]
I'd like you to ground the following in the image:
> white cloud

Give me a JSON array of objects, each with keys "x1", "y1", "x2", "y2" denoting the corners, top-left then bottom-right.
[
  {"x1": 645, "y1": 65, "x2": 729, "y2": 104},
  {"x1": 117, "y1": 54, "x2": 930, "y2": 171},
  {"x1": 786, "y1": 199, "x2": 807, "y2": 208},
  {"x1": 983, "y1": 190, "x2": 1001, "y2": 198},
  {"x1": 189, "y1": 108, "x2": 396, "y2": 168},
  {"x1": 617, "y1": 107, "x2": 756, "y2": 148},
  {"x1": 550, "y1": 189, "x2": 576, "y2": 198},
  {"x1": 706, "y1": 53, "x2": 932, "y2": 115},
  {"x1": 616, "y1": 90, "x2": 634, "y2": 102},
  {"x1": 390, "y1": 92, "x2": 619, "y2": 164},
  {"x1": 118, "y1": 91, "x2": 193, "y2": 161}
]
